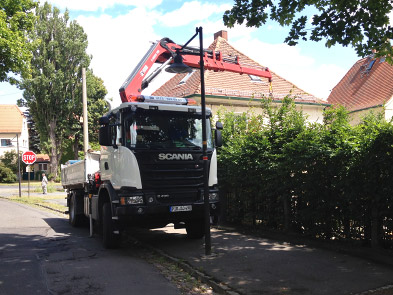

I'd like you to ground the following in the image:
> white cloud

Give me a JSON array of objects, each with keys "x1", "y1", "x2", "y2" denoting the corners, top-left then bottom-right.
[
  {"x1": 159, "y1": 1, "x2": 231, "y2": 27},
  {"x1": 48, "y1": 0, "x2": 162, "y2": 11},
  {"x1": 76, "y1": 7, "x2": 162, "y2": 107}
]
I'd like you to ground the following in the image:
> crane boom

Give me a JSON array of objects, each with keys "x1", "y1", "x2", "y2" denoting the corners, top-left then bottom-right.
[{"x1": 119, "y1": 38, "x2": 272, "y2": 103}]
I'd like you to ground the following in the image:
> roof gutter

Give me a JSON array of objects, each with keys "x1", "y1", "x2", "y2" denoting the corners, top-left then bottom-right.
[
  {"x1": 186, "y1": 94, "x2": 331, "y2": 107},
  {"x1": 349, "y1": 104, "x2": 383, "y2": 114}
]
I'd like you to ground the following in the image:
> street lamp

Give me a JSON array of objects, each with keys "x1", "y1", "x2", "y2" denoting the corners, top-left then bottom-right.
[
  {"x1": 10, "y1": 134, "x2": 22, "y2": 197},
  {"x1": 166, "y1": 27, "x2": 211, "y2": 255}
]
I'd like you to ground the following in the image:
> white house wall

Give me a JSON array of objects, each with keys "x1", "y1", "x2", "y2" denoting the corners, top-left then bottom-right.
[{"x1": 0, "y1": 115, "x2": 29, "y2": 157}]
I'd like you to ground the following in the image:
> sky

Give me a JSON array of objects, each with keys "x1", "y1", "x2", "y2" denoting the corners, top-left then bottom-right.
[{"x1": 0, "y1": 0, "x2": 366, "y2": 108}]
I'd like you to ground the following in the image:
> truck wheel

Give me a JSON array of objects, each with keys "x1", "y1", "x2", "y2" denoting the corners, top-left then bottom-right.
[
  {"x1": 102, "y1": 203, "x2": 120, "y2": 249},
  {"x1": 186, "y1": 219, "x2": 205, "y2": 239},
  {"x1": 69, "y1": 192, "x2": 83, "y2": 227}
]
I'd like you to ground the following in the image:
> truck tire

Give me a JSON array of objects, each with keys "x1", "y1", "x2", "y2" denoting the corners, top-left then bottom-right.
[
  {"x1": 69, "y1": 192, "x2": 83, "y2": 227},
  {"x1": 102, "y1": 202, "x2": 120, "y2": 249},
  {"x1": 186, "y1": 219, "x2": 205, "y2": 239}
]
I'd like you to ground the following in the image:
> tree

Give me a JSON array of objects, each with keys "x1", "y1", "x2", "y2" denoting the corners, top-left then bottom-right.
[
  {"x1": 0, "y1": 0, "x2": 37, "y2": 83},
  {"x1": 223, "y1": 0, "x2": 393, "y2": 62},
  {"x1": 67, "y1": 69, "x2": 108, "y2": 159},
  {"x1": 86, "y1": 71, "x2": 108, "y2": 143},
  {"x1": 19, "y1": 2, "x2": 90, "y2": 177}
]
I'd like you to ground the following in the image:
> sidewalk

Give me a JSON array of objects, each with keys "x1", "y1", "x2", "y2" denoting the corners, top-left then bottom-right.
[{"x1": 131, "y1": 226, "x2": 393, "y2": 295}]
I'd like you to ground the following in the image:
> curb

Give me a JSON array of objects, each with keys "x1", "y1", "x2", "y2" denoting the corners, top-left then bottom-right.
[
  {"x1": 0, "y1": 196, "x2": 67, "y2": 215},
  {"x1": 33, "y1": 203, "x2": 67, "y2": 215},
  {"x1": 125, "y1": 233, "x2": 241, "y2": 295}
]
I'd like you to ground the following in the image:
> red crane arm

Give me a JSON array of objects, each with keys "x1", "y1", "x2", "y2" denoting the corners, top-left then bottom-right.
[{"x1": 119, "y1": 38, "x2": 272, "y2": 103}]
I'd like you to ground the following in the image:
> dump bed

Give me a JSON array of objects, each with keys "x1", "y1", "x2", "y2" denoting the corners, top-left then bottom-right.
[{"x1": 61, "y1": 152, "x2": 100, "y2": 189}]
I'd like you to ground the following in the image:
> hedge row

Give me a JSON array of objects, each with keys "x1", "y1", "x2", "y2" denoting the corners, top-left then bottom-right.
[{"x1": 217, "y1": 98, "x2": 393, "y2": 249}]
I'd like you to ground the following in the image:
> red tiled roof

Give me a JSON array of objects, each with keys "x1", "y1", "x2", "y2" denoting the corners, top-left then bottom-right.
[
  {"x1": 153, "y1": 35, "x2": 324, "y2": 105},
  {"x1": 328, "y1": 56, "x2": 393, "y2": 111},
  {"x1": 36, "y1": 154, "x2": 50, "y2": 162},
  {"x1": 0, "y1": 105, "x2": 24, "y2": 133}
]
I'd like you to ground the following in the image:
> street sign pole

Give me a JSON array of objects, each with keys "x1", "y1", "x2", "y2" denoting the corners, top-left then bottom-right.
[
  {"x1": 22, "y1": 151, "x2": 37, "y2": 198},
  {"x1": 28, "y1": 165, "x2": 30, "y2": 198}
]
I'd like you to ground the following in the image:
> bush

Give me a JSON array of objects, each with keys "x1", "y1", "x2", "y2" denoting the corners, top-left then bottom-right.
[
  {"x1": 0, "y1": 163, "x2": 17, "y2": 183},
  {"x1": 218, "y1": 99, "x2": 393, "y2": 249},
  {"x1": 35, "y1": 170, "x2": 44, "y2": 180}
]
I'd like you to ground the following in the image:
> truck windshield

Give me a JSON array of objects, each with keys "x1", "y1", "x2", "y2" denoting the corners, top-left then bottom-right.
[{"x1": 124, "y1": 110, "x2": 212, "y2": 149}]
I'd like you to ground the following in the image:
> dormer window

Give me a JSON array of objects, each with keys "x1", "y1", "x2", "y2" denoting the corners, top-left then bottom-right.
[
  {"x1": 178, "y1": 70, "x2": 195, "y2": 85},
  {"x1": 249, "y1": 74, "x2": 262, "y2": 82}
]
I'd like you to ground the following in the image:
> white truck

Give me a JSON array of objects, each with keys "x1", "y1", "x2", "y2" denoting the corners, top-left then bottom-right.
[{"x1": 61, "y1": 36, "x2": 272, "y2": 248}]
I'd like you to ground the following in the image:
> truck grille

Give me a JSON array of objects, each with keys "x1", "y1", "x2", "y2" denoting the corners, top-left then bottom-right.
[{"x1": 134, "y1": 151, "x2": 210, "y2": 190}]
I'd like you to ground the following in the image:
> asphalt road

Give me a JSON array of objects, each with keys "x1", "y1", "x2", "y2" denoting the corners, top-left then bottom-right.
[{"x1": 0, "y1": 199, "x2": 181, "y2": 295}]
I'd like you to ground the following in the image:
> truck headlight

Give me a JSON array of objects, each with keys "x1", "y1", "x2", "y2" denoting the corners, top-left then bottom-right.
[
  {"x1": 209, "y1": 192, "x2": 219, "y2": 201},
  {"x1": 120, "y1": 196, "x2": 144, "y2": 205}
]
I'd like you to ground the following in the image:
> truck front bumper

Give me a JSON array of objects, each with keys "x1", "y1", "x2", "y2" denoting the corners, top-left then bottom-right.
[{"x1": 115, "y1": 201, "x2": 219, "y2": 226}]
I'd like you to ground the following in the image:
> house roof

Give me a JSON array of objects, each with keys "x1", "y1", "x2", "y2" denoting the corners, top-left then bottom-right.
[
  {"x1": 153, "y1": 31, "x2": 325, "y2": 106},
  {"x1": 36, "y1": 154, "x2": 50, "y2": 163},
  {"x1": 0, "y1": 105, "x2": 24, "y2": 133},
  {"x1": 327, "y1": 56, "x2": 393, "y2": 112}
]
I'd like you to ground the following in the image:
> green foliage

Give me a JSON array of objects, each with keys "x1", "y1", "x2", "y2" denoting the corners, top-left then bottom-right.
[
  {"x1": 0, "y1": 163, "x2": 17, "y2": 183},
  {"x1": 218, "y1": 100, "x2": 393, "y2": 248},
  {"x1": 0, "y1": 150, "x2": 26, "y2": 174},
  {"x1": 67, "y1": 69, "x2": 109, "y2": 158},
  {"x1": 223, "y1": 0, "x2": 393, "y2": 62},
  {"x1": 0, "y1": 0, "x2": 37, "y2": 82}
]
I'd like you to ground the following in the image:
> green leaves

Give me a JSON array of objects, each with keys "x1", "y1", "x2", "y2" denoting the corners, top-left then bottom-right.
[
  {"x1": 218, "y1": 101, "x2": 393, "y2": 247},
  {"x1": 0, "y1": 0, "x2": 37, "y2": 82},
  {"x1": 223, "y1": 0, "x2": 393, "y2": 61}
]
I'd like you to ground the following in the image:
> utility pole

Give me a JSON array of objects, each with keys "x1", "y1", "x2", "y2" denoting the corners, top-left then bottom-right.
[
  {"x1": 82, "y1": 67, "x2": 93, "y2": 237},
  {"x1": 17, "y1": 134, "x2": 21, "y2": 198},
  {"x1": 82, "y1": 68, "x2": 89, "y2": 155}
]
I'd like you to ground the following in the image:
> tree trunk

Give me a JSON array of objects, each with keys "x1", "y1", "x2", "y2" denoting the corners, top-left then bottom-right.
[
  {"x1": 73, "y1": 134, "x2": 79, "y2": 160},
  {"x1": 48, "y1": 120, "x2": 62, "y2": 178},
  {"x1": 283, "y1": 195, "x2": 290, "y2": 232}
]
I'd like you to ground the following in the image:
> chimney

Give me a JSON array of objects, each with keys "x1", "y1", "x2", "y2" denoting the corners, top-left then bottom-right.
[{"x1": 214, "y1": 30, "x2": 228, "y2": 41}]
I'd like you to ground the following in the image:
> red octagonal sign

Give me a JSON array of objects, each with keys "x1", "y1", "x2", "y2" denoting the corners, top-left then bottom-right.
[{"x1": 22, "y1": 151, "x2": 37, "y2": 165}]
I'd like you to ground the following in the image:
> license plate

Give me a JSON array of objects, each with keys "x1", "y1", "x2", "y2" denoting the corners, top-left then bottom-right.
[{"x1": 170, "y1": 205, "x2": 192, "y2": 212}]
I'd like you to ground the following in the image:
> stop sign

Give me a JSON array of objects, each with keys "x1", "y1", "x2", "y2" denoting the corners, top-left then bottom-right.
[{"x1": 22, "y1": 151, "x2": 37, "y2": 165}]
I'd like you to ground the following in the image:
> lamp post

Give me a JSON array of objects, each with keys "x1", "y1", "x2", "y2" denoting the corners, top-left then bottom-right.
[
  {"x1": 166, "y1": 26, "x2": 211, "y2": 255},
  {"x1": 11, "y1": 134, "x2": 22, "y2": 197},
  {"x1": 17, "y1": 134, "x2": 21, "y2": 198}
]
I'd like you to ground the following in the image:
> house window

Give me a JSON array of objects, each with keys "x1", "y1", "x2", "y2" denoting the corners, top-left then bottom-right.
[
  {"x1": 249, "y1": 74, "x2": 262, "y2": 82},
  {"x1": 39, "y1": 163, "x2": 48, "y2": 171},
  {"x1": 1, "y1": 139, "x2": 11, "y2": 146},
  {"x1": 178, "y1": 70, "x2": 194, "y2": 85}
]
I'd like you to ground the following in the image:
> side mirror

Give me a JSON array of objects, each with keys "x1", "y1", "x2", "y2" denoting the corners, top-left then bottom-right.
[
  {"x1": 99, "y1": 116, "x2": 110, "y2": 125},
  {"x1": 216, "y1": 121, "x2": 223, "y2": 130},
  {"x1": 215, "y1": 129, "x2": 222, "y2": 147},
  {"x1": 99, "y1": 125, "x2": 112, "y2": 146}
]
